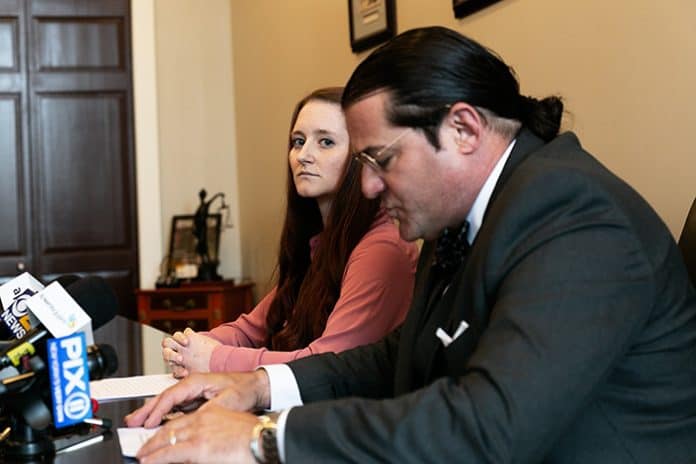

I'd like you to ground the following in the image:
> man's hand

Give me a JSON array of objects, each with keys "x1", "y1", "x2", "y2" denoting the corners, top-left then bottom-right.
[
  {"x1": 124, "y1": 370, "x2": 271, "y2": 428},
  {"x1": 136, "y1": 404, "x2": 259, "y2": 464},
  {"x1": 161, "y1": 329, "x2": 221, "y2": 379}
]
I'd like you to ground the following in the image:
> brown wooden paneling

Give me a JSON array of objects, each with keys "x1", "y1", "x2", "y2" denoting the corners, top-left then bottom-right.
[
  {"x1": 35, "y1": 17, "x2": 125, "y2": 71},
  {"x1": 0, "y1": 94, "x2": 21, "y2": 255},
  {"x1": 0, "y1": 17, "x2": 18, "y2": 70},
  {"x1": 0, "y1": 0, "x2": 138, "y2": 322},
  {"x1": 35, "y1": 92, "x2": 129, "y2": 251}
]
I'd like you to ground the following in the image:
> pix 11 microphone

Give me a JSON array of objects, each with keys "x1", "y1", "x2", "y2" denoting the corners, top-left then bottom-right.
[{"x1": 0, "y1": 277, "x2": 119, "y2": 369}]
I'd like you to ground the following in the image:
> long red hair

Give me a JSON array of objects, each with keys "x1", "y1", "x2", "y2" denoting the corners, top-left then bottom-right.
[{"x1": 264, "y1": 87, "x2": 381, "y2": 351}]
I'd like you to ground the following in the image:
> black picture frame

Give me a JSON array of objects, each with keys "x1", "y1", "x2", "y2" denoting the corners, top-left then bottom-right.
[
  {"x1": 453, "y1": 0, "x2": 502, "y2": 18},
  {"x1": 348, "y1": 0, "x2": 396, "y2": 53},
  {"x1": 168, "y1": 214, "x2": 221, "y2": 275}
]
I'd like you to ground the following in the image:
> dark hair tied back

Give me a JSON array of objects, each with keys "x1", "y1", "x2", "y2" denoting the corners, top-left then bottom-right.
[{"x1": 519, "y1": 95, "x2": 564, "y2": 142}]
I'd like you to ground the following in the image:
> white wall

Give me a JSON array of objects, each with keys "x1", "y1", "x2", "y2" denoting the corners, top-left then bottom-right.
[
  {"x1": 231, "y1": 0, "x2": 696, "y2": 295},
  {"x1": 131, "y1": 0, "x2": 242, "y2": 374}
]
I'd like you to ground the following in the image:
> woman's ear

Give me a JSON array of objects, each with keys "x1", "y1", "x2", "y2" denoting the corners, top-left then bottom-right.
[{"x1": 446, "y1": 102, "x2": 484, "y2": 154}]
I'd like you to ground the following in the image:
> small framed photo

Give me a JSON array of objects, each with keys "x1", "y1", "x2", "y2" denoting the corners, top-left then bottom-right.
[
  {"x1": 348, "y1": 0, "x2": 396, "y2": 53},
  {"x1": 453, "y1": 0, "x2": 503, "y2": 18},
  {"x1": 168, "y1": 214, "x2": 221, "y2": 278}
]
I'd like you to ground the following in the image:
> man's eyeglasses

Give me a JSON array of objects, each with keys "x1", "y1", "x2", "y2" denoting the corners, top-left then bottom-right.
[{"x1": 352, "y1": 128, "x2": 411, "y2": 174}]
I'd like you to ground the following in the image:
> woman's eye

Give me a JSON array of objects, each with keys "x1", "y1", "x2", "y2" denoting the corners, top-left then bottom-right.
[
  {"x1": 291, "y1": 137, "x2": 305, "y2": 148},
  {"x1": 319, "y1": 138, "x2": 335, "y2": 148}
]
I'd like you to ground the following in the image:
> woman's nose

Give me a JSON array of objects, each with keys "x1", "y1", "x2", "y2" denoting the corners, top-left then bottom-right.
[{"x1": 297, "y1": 143, "x2": 314, "y2": 164}]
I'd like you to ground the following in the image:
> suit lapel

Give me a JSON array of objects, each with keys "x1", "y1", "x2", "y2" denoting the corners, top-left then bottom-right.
[{"x1": 401, "y1": 129, "x2": 547, "y2": 389}]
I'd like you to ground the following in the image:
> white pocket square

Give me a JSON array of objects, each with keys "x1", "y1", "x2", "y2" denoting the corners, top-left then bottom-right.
[{"x1": 435, "y1": 320, "x2": 469, "y2": 347}]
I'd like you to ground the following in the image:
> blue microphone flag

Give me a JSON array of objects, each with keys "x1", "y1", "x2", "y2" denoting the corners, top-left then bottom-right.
[{"x1": 47, "y1": 332, "x2": 93, "y2": 428}]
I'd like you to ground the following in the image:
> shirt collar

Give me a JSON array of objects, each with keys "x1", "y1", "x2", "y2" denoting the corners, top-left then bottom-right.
[{"x1": 465, "y1": 138, "x2": 516, "y2": 244}]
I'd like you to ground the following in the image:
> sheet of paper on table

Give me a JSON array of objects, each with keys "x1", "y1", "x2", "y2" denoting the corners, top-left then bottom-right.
[
  {"x1": 117, "y1": 427, "x2": 160, "y2": 457},
  {"x1": 90, "y1": 374, "x2": 178, "y2": 402}
]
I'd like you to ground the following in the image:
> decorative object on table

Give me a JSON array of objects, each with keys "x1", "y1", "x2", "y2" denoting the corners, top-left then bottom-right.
[
  {"x1": 160, "y1": 189, "x2": 231, "y2": 286},
  {"x1": 348, "y1": 0, "x2": 396, "y2": 53},
  {"x1": 191, "y1": 189, "x2": 227, "y2": 281},
  {"x1": 452, "y1": 0, "x2": 503, "y2": 18}
]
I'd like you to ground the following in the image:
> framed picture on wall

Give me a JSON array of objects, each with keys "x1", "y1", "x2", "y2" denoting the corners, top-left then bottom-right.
[
  {"x1": 453, "y1": 0, "x2": 503, "y2": 18},
  {"x1": 168, "y1": 214, "x2": 221, "y2": 278},
  {"x1": 348, "y1": 0, "x2": 396, "y2": 53}
]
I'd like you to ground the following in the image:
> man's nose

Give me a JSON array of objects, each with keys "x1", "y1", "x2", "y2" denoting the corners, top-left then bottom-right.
[{"x1": 361, "y1": 165, "x2": 385, "y2": 199}]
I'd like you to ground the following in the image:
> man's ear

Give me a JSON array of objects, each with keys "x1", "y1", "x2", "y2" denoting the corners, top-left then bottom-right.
[{"x1": 446, "y1": 102, "x2": 484, "y2": 154}]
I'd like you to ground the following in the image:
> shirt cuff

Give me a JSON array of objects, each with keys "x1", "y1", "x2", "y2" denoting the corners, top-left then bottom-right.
[{"x1": 258, "y1": 364, "x2": 304, "y2": 411}]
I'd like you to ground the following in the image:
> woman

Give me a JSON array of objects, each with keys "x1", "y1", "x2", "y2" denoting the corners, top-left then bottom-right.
[{"x1": 162, "y1": 87, "x2": 419, "y2": 377}]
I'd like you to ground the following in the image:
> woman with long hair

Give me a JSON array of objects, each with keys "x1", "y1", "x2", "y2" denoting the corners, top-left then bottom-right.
[{"x1": 161, "y1": 87, "x2": 419, "y2": 377}]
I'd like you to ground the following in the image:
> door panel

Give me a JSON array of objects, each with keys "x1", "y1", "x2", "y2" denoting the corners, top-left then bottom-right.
[
  {"x1": 0, "y1": 1, "x2": 30, "y2": 279},
  {"x1": 0, "y1": 0, "x2": 138, "y2": 322},
  {"x1": 26, "y1": 0, "x2": 138, "y2": 319}
]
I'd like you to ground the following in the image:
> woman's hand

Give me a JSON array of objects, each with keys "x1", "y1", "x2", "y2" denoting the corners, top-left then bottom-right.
[{"x1": 162, "y1": 328, "x2": 221, "y2": 378}]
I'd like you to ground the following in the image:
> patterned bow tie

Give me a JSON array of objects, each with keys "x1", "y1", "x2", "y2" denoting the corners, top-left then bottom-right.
[{"x1": 433, "y1": 222, "x2": 471, "y2": 275}]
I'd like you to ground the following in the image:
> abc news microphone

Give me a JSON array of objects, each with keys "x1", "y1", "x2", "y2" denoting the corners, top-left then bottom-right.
[{"x1": 0, "y1": 275, "x2": 120, "y2": 459}]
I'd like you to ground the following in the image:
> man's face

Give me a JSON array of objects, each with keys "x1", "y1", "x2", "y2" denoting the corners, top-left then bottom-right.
[{"x1": 345, "y1": 92, "x2": 467, "y2": 241}]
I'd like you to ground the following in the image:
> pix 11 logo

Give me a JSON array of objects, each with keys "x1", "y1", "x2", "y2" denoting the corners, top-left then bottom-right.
[{"x1": 47, "y1": 333, "x2": 93, "y2": 428}]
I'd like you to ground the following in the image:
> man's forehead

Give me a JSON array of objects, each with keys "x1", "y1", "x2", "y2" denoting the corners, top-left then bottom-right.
[{"x1": 345, "y1": 92, "x2": 391, "y2": 147}]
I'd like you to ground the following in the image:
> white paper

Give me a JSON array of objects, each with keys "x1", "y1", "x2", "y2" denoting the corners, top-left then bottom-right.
[
  {"x1": 90, "y1": 374, "x2": 178, "y2": 402},
  {"x1": 117, "y1": 427, "x2": 160, "y2": 457}
]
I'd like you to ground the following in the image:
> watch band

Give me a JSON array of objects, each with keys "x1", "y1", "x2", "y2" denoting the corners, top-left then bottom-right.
[{"x1": 250, "y1": 414, "x2": 280, "y2": 464}]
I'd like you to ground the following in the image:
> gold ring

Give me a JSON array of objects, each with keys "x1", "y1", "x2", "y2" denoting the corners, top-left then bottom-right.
[{"x1": 168, "y1": 430, "x2": 177, "y2": 446}]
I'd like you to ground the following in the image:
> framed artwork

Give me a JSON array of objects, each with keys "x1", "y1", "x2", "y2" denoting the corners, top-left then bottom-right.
[
  {"x1": 168, "y1": 214, "x2": 221, "y2": 277},
  {"x1": 348, "y1": 0, "x2": 396, "y2": 53},
  {"x1": 453, "y1": 0, "x2": 502, "y2": 18}
]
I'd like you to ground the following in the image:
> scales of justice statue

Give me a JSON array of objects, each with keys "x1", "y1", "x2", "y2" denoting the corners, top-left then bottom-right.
[{"x1": 192, "y1": 188, "x2": 225, "y2": 281}]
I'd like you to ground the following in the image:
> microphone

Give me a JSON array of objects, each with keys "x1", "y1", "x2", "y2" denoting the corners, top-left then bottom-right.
[
  {"x1": 0, "y1": 273, "x2": 45, "y2": 340},
  {"x1": 0, "y1": 277, "x2": 118, "y2": 369},
  {"x1": 87, "y1": 343, "x2": 118, "y2": 380},
  {"x1": 0, "y1": 274, "x2": 85, "y2": 343}
]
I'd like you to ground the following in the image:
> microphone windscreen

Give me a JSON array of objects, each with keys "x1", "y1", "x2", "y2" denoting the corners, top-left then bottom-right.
[
  {"x1": 45, "y1": 274, "x2": 81, "y2": 288},
  {"x1": 88, "y1": 343, "x2": 119, "y2": 380},
  {"x1": 65, "y1": 277, "x2": 119, "y2": 330}
]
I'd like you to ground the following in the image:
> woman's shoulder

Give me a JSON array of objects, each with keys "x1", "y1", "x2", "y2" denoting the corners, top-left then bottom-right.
[{"x1": 355, "y1": 210, "x2": 420, "y2": 258}]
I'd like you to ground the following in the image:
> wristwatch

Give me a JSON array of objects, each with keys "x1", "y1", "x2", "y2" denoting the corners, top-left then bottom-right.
[{"x1": 250, "y1": 413, "x2": 280, "y2": 464}]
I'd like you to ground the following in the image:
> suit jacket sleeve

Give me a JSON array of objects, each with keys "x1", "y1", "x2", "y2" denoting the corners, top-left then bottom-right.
[{"x1": 283, "y1": 158, "x2": 676, "y2": 462}]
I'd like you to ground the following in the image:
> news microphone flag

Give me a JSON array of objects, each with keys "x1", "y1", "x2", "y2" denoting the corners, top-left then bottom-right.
[
  {"x1": 25, "y1": 282, "x2": 95, "y2": 345},
  {"x1": 47, "y1": 332, "x2": 93, "y2": 428},
  {"x1": 0, "y1": 272, "x2": 44, "y2": 339}
]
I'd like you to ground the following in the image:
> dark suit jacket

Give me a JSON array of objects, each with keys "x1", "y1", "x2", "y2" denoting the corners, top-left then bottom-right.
[{"x1": 283, "y1": 130, "x2": 696, "y2": 463}]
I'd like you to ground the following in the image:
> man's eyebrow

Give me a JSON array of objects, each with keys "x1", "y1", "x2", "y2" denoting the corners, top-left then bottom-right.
[{"x1": 354, "y1": 144, "x2": 386, "y2": 156}]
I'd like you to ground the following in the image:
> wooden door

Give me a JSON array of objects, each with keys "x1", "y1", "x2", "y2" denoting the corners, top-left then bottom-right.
[{"x1": 0, "y1": 0, "x2": 139, "y2": 323}]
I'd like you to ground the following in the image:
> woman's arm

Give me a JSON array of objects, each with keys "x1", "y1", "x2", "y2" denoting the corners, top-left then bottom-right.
[{"x1": 208, "y1": 225, "x2": 418, "y2": 372}]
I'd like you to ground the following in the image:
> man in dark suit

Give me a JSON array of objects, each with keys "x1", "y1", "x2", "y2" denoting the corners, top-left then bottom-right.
[{"x1": 130, "y1": 27, "x2": 696, "y2": 463}]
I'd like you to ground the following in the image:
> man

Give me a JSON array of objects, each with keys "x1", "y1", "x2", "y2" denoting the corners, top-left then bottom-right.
[{"x1": 129, "y1": 27, "x2": 696, "y2": 463}]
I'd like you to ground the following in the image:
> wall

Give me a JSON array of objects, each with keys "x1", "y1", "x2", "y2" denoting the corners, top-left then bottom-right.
[
  {"x1": 131, "y1": 0, "x2": 242, "y2": 373},
  {"x1": 230, "y1": 0, "x2": 696, "y2": 295},
  {"x1": 230, "y1": 1, "x2": 363, "y2": 295}
]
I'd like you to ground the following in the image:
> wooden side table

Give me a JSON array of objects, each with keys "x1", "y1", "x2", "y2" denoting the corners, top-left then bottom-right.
[{"x1": 136, "y1": 280, "x2": 255, "y2": 334}]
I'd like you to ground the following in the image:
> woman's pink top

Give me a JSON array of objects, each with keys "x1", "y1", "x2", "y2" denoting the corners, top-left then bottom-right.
[{"x1": 204, "y1": 213, "x2": 419, "y2": 372}]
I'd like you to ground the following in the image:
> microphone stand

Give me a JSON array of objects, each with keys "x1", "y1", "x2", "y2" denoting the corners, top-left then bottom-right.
[{"x1": 0, "y1": 358, "x2": 54, "y2": 460}]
